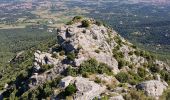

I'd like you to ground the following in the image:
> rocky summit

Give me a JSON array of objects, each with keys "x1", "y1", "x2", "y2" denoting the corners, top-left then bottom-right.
[{"x1": 1, "y1": 17, "x2": 170, "y2": 100}]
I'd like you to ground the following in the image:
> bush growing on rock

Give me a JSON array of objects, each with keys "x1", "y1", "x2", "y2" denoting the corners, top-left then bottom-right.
[
  {"x1": 123, "y1": 89, "x2": 153, "y2": 100},
  {"x1": 52, "y1": 53, "x2": 58, "y2": 58},
  {"x1": 66, "y1": 52, "x2": 76, "y2": 61},
  {"x1": 95, "y1": 20, "x2": 103, "y2": 26},
  {"x1": 94, "y1": 49, "x2": 100, "y2": 53},
  {"x1": 115, "y1": 72, "x2": 130, "y2": 83},
  {"x1": 81, "y1": 20, "x2": 90, "y2": 27},
  {"x1": 128, "y1": 51, "x2": 134, "y2": 56},
  {"x1": 150, "y1": 65, "x2": 160, "y2": 73},
  {"x1": 94, "y1": 77, "x2": 102, "y2": 83},
  {"x1": 117, "y1": 59, "x2": 128, "y2": 69},
  {"x1": 160, "y1": 70, "x2": 170, "y2": 83},
  {"x1": 65, "y1": 84, "x2": 77, "y2": 96},
  {"x1": 66, "y1": 66, "x2": 78, "y2": 77},
  {"x1": 73, "y1": 16, "x2": 83, "y2": 21},
  {"x1": 40, "y1": 64, "x2": 54, "y2": 72},
  {"x1": 79, "y1": 58, "x2": 112, "y2": 75},
  {"x1": 137, "y1": 67, "x2": 148, "y2": 78},
  {"x1": 114, "y1": 36, "x2": 123, "y2": 46},
  {"x1": 66, "y1": 16, "x2": 83, "y2": 25}
]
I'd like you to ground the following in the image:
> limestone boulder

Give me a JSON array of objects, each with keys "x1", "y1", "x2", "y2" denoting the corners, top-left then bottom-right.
[
  {"x1": 136, "y1": 80, "x2": 168, "y2": 97},
  {"x1": 74, "y1": 77, "x2": 106, "y2": 100}
]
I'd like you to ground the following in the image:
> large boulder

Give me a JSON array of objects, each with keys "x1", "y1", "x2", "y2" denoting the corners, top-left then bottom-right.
[
  {"x1": 136, "y1": 80, "x2": 168, "y2": 97},
  {"x1": 59, "y1": 76, "x2": 106, "y2": 100},
  {"x1": 74, "y1": 77, "x2": 106, "y2": 100}
]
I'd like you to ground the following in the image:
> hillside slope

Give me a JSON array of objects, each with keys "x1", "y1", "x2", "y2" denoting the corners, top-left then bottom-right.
[{"x1": 1, "y1": 17, "x2": 170, "y2": 100}]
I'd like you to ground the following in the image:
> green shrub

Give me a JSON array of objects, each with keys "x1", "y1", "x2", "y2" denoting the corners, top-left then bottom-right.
[
  {"x1": 134, "y1": 50, "x2": 140, "y2": 56},
  {"x1": 131, "y1": 45, "x2": 137, "y2": 49},
  {"x1": 137, "y1": 67, "x2": 148, "y2": 78},
  {"x1": 128, "y1": 71, "x2": 142, "y2": 85},
  {"x1": 124, "y1": 90, "x2": 152, "y2": 100},
  {"x1": 65, "y1": 84, "x2": 77, "y2": 96},
  {"x1": 82, "y1": 72, "x2": 90, "y2": 78},
  {"x1": 160, "y1": 89, "x2": 170, "y2": 100},
  {"x1": 67, "y1": 52, "x2": 76, "y2": 61},
  {"x1": 101, "y1": 95, "x2": 109, "y2": 100},
  {"x1": 95, "y1": 49, "x2": 100, "y2": 53},
  {"x1": 118, "y1": 59, "x2": 128, "y2": 69},
  {"x1": 129, "y1": 79, "x2": 138, "y2": 85},
  {"x1": 160, "y1": 70, "x2": 170, "y2": 83},
  {"x1": 79, "y1": 58, "x2": 98, "y2": 74},
  {"x1": 115, "y1": 72, "x2": 129, "y2": 83},
  {"x1": 66, "y1": 66, "x2": 78, "y2": 77},
  {"x1": 128, "y1": 51, "x2": 134, "y2": 56},
  {"x1": 66, "y1": 21, "x2": 74, "y2": 25},
  {"x1": 114, "y1": 36, "x2": 122, "y2": 46},
  {"x1": 81, "y1": 20, "x2": 90, "y2": 27},
  {"x1": 79, "y1": 58, "x2": 112, "y2": 75},
  {"x1": 59, "y1": 50, "x2": 65, "y2": 56},
  {"x1": 66, "y1": 16, "x2": 83, "y2": 25},
  {"x1": 41, "y1": 64, "x2": 54, "y2": 72},
  {"x1": 52, "y1": 53, "x2": 58, "y2": 58},
  {"x1": 95, "y1": 21, "x2": 102, "y2": 26},
  {"x1": 94, "y1": 77, "x2": 102, "y2": 83},
  {"x1": 98, "y1": 63, "x2": 113, "y2": 75},
  {"x1": 73, "y1": 16, "x2": 83, "y2": 21},
  {"x1": 150, "y1": 65, "x2": 160, "y2": 73}
]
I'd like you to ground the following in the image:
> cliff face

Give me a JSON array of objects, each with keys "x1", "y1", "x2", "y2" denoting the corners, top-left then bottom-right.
[{"x1": 2, "y1": 17, "x2": 170, "y2": 99}]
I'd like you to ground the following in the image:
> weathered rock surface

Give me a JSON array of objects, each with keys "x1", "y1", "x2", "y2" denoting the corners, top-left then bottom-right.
[
  {"x1": 74, "y1": 77, "x2": 106, "y2": 100},
  {"x1": 136, "y1": 80, "x2": 168, "y2": 97},
  {"x1": 59, "y1": 76, "x2": 106, "y2": 100},
  {"x1": 109, "y1": 93, "x2": 124, "y2": 100},
  {"x1": 57, "y1": 22, "x2": 119, "y2": 73},
  {"x1": 59, "y1": 76, "x2": 74, "y2": 88},
  {"x1": 96, "y1": 74, "x2": 119, "y2": 85},
  {"x1": 34, "y1": 50, "x2": 58, "y2": 66}
]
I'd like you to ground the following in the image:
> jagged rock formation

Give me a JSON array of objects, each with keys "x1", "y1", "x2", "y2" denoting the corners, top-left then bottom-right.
[
  {"x1": 29, "y1": 50, "x2": 67, "y2": 88},
  {"x1": 34, "y1": 50, "x2": 59, "y2": 70},
  {"x1": 57, "y1": 21, "x2": 119, "y2": 73}
]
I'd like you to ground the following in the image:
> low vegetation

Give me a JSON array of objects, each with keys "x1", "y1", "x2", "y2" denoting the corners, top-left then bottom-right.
[
  {"x1": 66, "y1": 58, "x2": 113, "y2": 76},
  {"x1": 81, "y1": 20, "x2": 90, "y2": 27}
]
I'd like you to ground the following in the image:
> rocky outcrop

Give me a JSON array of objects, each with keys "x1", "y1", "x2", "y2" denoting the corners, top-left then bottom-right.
[
  {"x1": 59, "y1": 76, "x2": 74, "y2": 88},
  {"x1": 34, "y1": 50, "x2": 59, "y2": 70},
  {"x1": 57, "y1": 21, "x2": 119, "y2": 73},
  {"x1": 29, "y1": 63, "x2": 67, "y2": 88},
  {"x1": 74, "y1": 77, "x2": 106, "y2": 100},
  {"x1": 59, "y1": 76, "x2": 106, "y2": 100},
  {"x1": 136, "y1": 80, "x2": 168, "y2": 98},
  {"x1": 28, "y1": 50, "x2": 68, "y2": 88}
]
